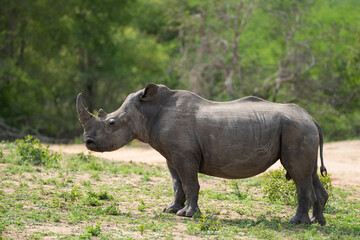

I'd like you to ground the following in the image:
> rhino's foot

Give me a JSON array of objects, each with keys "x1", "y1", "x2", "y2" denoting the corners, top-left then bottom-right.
[
  {"x1": 176, "y1": 205, "x2": 200, "y2": 217},
  {"x1": 289, "y1": 214, "x2": 311, "y2": 225},
  {"x1": 311, "y1": 216, "x2": 326, "y2": 226},
  {"x1": 162, "y1": 203, "x2": 184, "y2": 214}
]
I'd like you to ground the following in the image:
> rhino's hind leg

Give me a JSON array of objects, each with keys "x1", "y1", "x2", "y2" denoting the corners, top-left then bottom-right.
[
  {"x1": 286, "y1": 171, "x2": 292, "y2": 180},
  {"x1": 311, "y1": 173, "x2": 329, "y2": 226},
  {"x1": 280, "y1": 118, "x2": 320, "y2": 225},
  {"x1": 281, "y1": 154, "x2": 316, "y2": 225},
  {"x1": 289, "y1": 176, "x2": 314, "y2": 225}
]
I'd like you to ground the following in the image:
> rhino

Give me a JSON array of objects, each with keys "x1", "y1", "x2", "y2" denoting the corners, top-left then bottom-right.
[{"x1": 76, "y1": 83, "x2": 329, "y2": 225}]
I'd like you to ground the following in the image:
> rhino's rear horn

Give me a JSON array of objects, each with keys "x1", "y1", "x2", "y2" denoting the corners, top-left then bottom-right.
[
  {"x1": 98, "y1": 109, "x2": 107, "y2": 118},
  {"x1": 76, "y1": 93, "x2": 95, "y2": 124}
]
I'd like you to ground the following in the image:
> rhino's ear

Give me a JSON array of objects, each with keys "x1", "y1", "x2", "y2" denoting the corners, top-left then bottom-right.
[
  {"x1": 140, "y1": 83, "x2": 159, "y2": 101},
  {"x1": 97, "y1": 109, "x2": 107, "y2": 118}
]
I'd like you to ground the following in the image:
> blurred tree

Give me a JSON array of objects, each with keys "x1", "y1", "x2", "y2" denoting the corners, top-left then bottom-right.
[
  {"x1": 0, "y1": 0, "x2": 359, "y2": 141},
  {"x1": 0, "y1": 0, "x2": 171, "y2": 140},
  {"x1": 257, "y1": 0, "x2": 317, "y2": 102},
  {"x1": 306, "y1": 0, "x2": 360, "y2": 140},
  {"x1": 168, "y1": 0, "x2": 254, "y2": 99}
]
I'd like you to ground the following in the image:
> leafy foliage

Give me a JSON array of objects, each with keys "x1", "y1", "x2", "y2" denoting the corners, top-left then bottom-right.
[
  {"x1": 85, "y1": 222, "x2": 102, "y2": 237},
  {"x1": 1, "y1": 0, "x2": 360, "y2": 141},
  {"x1": 230, "y1": 180, "x2": 249, "y2": 200},
  {"x1": 104, "y1": 203, "x2": 122, "y2": 216},
  {"x1": 15, "y1": 135, "x2": 60, "y2": 167},
  {"x1": 261, "y1": 168, "x2": 297, "y2": 205},
  {"x1": 198, "y1": 214, "x2": 221, "y2": 232},
  {"x1": 261, "y1": 167, "x2": 333, "y2": 205}
]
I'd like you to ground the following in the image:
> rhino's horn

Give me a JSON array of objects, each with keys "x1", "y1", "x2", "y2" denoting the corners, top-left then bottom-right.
[
  {"x1": 76, "y1": 93, "x2": 94, "y2": 125},
  {"x1": 97, "y1": 108, "x2": 107, "y2": 118}
]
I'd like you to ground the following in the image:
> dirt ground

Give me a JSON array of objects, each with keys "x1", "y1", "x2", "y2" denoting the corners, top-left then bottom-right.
[{"x1": 49, "y1": 140, "x2": 360, "y2": 190}]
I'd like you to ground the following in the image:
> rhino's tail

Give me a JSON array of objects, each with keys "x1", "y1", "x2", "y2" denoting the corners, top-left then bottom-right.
[{"x1": 314, "y1": 120, "x2": 327, "y2": 177}]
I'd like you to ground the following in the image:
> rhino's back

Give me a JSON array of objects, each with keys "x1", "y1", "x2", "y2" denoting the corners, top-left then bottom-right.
[{"x1": 194, "y1": 97, "x2": 314, "y2": 179}]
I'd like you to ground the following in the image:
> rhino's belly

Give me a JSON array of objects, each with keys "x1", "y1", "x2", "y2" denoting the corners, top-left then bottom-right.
[
  {"x1": 195, "y1": 113, "x2": 282, "y2": 178},
  {"x1": 200, "y1": 156, "x2": 279, "y2": 179},
  {"x1": 199, "y1": 142, "x2": 281, "y2": 179}
]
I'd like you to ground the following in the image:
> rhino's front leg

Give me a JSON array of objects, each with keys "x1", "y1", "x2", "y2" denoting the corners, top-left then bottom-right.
[
  {"x1": 171, "y1": 153, "x2": 201, "y2": 217},
  {"x1": 175, "y1": 177, "x2": 200, "y2": 217},
  {"x1": 163, "y1": 163, "x2": 186, "y2": 213}
]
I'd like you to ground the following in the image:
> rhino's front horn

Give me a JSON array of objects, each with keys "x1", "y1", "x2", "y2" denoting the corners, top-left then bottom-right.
[{"x1": 76, "y1": 93, "x2": 94, "y2": 125}]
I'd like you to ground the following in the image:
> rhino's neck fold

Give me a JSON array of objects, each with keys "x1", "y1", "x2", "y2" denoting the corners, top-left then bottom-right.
[
  {"x1": 133, "y1": 107, "x2": 161, "y2": 145},
  {"x1": 131, "y1": 113, "x2": 151, "y2": 144}
]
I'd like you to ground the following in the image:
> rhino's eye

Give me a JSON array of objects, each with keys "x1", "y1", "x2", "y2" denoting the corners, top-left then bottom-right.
[{"x1": 108, "y1": 119, "x2": 116, "y2": 126}]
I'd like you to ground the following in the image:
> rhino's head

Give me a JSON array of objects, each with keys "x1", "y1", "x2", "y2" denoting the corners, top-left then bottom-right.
[
  {"x1": 76, "y1": 83, "x2": 164, "y2": 152},
  {"x1": 76, "y1": 93, "x2": 138, "y2": 152}
]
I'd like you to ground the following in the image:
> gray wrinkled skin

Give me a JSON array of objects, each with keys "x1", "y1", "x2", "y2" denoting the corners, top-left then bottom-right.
[{"x1": 76, "y1": 83, "x2": 329, "y2": 225}]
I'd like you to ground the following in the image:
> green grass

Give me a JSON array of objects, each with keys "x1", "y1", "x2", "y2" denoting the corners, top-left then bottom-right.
[{"x1": 0, "y1": 138, "x2": 359, "y2": 239}]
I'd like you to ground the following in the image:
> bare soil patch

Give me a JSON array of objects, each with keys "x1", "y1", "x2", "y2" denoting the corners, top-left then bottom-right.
[{"x1": 49, "y1": 140, "x2": 360, "y2": 189}]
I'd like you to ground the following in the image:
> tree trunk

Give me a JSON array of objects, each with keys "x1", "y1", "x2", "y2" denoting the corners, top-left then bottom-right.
[{"x1": 224, "y1": 70, "x2": 234, "y2": 98}]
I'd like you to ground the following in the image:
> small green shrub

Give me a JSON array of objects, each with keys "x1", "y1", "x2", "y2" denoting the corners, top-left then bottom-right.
[
  {"x1": 138, "y1": 223, "x2": 146, "y2": 235},
  {"x1": 82, "y1": 190, "x2": 112, "y2": 206},
  {"x1": 261, "y1": 168, "x2": 297, "y2": 205},
  {"x1": 52, "y1": 214, "x2": 61, "y2": 223},
  {"x1": 230, "y1": 180, "x2": 249, "y2": 200},
  {"x1": 195, "y1": 214, "x2": 221, "y2": 233},
  {"x1": 104, "y1": 203, "x2": 121, "y2": 215},
  {"x1": 15, "y1": 135, "x2": 60, "y2": 167},
  {"x1": 85, "y1": 222, "x2": 101, "y2": 236},
  {"x1": 90, "y1": 172, "x2": 101, "y2": 181},
  {"x1": 86, "y1": 160, "x2": 103, "y2": 171},
  {"x1": 261, "y1": 167, "x2": 333, "y2": 205},
  {"x1": 69, "y1": 186, "x2": 82, "y2": 203},
  {"x1": 77, "y1": 152, "x2": 93, "y2": 162},
  {"x1": 81, "y1": 180, "x2": 92, "y2": 187},
  {"x1": 83, "y1": 192, "x2": 102, "y2": 206},
  {"x1": 97, "y1": 190, "x2": 113, "y2": 200},
  {"x1": 319, "y1": 173, "x2": 334, "y2": 198},
  {"x1": 74, "y1": 152, "x2": 104, "y2": 171},
  {"x1": 138, "y1": 199, "x2": 146, "y2": 212}
]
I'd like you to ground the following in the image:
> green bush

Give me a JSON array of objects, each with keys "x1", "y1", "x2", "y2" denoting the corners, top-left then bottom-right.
[
  {"x1": 104, "y1": 203, "x2": 121, "y2": 215},
  {"x1": 261, "y1": 167, "x2": 333, "y2": 205},
  {"x1": 15, "y1": 135, "x2": 60, "y2": 167},
  {"x1": 85, "y1": 222, "x2": 101, "y2": 236},
  {"x1": 230, "y1": 180, "x2": 249, "y2": 200},
  {"x1": 77, "y1": 152, "x2": 93, "y2": 162},
  {"x1": 195, "y1": 214, "x2": 221, "y2": 233},
  {"x1": 82, "y1": 190, "x2": 113, "y2": 207},
  {"x1": 97, "y1": 191, "x2": 113, "y2": 200}
]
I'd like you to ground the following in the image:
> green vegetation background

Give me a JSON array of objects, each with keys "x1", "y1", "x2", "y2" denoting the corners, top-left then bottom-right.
[{"x1": 1, "y1": 0, "x2": 360, "y2": 142}]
